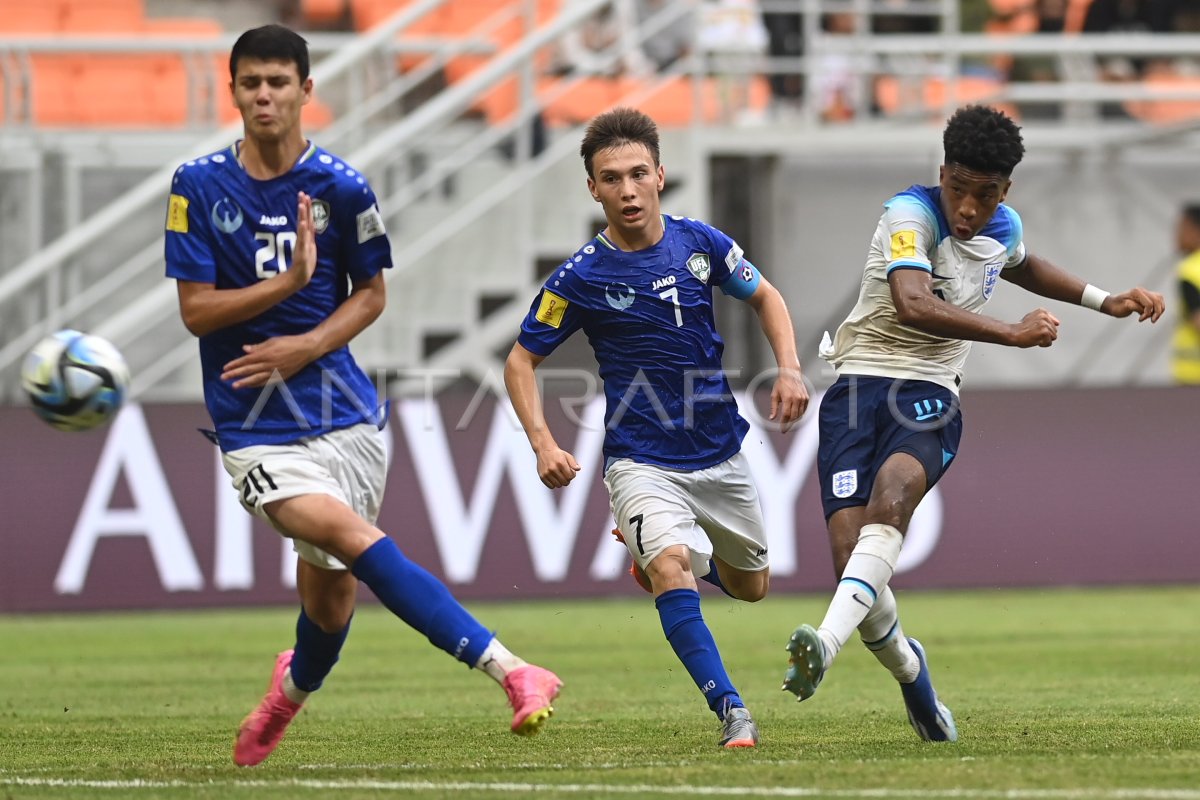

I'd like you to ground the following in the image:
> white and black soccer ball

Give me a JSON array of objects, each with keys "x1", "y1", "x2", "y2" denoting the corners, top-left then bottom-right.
[{"x1": 21, "y1": 330, "x2": 131, "y2": 432}]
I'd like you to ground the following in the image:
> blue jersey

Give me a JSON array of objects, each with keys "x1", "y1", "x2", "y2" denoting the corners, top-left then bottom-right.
[
  {"x1": 518, "y1": 215, "x2": 762, "y2": 470},
  {"x1": 163, "y1": 142, "x2": 391, "y2": 451}
]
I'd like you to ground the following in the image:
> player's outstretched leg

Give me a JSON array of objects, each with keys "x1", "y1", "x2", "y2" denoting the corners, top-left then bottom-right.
[
  {"x1": 899, "y1": 638, "x2": 957, "y2": 742},
  {"x1": 717, "y1": 698, "x2": 759, "y2": 748},
  {"x1": 352, "y1": 537, "x2": 563, "y2": 735},
  {"x1": 502, "y1": 664, "x2": 564, "y2": 735},
  {"x1": 782, "y1": 623, "x2": 827, "y2": 701},
  {"x1": 234, "y1": 650, "x2": 303, "y2": 766}
]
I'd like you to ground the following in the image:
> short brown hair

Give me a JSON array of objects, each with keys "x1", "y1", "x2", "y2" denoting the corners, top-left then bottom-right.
[{"x1": 579, "y1": 107, "x2": 660, "y2": 178}]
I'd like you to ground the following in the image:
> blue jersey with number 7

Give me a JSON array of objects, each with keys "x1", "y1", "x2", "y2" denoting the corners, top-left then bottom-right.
[{"x1": 518, "y1": 214, "x2": 763, "y2": 470}]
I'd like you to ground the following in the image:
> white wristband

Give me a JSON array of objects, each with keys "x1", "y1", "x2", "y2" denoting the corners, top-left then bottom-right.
[{"x1": 1081, "y1": 284, "x2": 1110, "y2": 312}]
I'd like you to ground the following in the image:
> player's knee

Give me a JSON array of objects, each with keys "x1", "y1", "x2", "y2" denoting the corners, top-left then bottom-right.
[
  {"x1": 864, "y1": 491, "x2": 917, "y2": 531},
  {"x1": 723, "y1": 569, "x2": 769, "y2": 602},
  {"x1": 737, "y1": 584, "x2": 768, "y2": 603},
  {"x1": 645, "y1": 549, "x2": 693, "y2": 585}
]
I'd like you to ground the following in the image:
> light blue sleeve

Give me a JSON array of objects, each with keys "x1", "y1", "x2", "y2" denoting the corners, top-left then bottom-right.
[
  {"x1": 882, "y1": 196, "x2": 939, "y2": 275},
  {"x1": 1003, "y1": 206, "x2": 1024, "y2": 260}
]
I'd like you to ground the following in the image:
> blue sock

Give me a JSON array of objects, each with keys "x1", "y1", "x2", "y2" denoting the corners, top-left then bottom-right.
[
  {"x1": 700, "y1": 560, "x2": 735, "y2": 598},
  {"x1": 351, "y1": 537, "x2": 493, "y2": 667},
  {"x1": 655, "y1": 588, "x2": 742, "y2": 719},
  {"x1": 289, "y1": 607, "x2": 350, "y2": 692}
]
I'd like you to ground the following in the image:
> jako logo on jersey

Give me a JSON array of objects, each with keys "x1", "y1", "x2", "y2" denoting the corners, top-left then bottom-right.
[
  {"x1": 832, "y1": 469, "x2": 858, "y2": 499},
  {"x1": 211, "y1": 198, "x2": 243, "y2": 234},
  {"x1": 651, "y1": 275, "x2": 676, "y2": 291},
  {"x1": 312, "y1": 199, "x2": 330, "y2": 234},
  {"x1": 605, "y1": 282, "x2": 636, "y2": 310},
  {"x1": 686, "y1": 253, "x2": 711, "y2": 283},
  {"x1": 259, "y1": 215, "x2": 288, "y2": 226},
  {"x1": 982, "y1": 259, "x2": 1003, "y2": 301}
]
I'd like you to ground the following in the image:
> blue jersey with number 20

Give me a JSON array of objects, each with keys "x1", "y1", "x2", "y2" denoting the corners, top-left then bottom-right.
[{"x1": 164, "y1": 142, "x2": 391, "y2": 451}]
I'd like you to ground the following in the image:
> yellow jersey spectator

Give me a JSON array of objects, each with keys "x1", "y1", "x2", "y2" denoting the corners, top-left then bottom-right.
[{"x1": 1171, "y1": 204, "x2": 1200, "y2": 384}]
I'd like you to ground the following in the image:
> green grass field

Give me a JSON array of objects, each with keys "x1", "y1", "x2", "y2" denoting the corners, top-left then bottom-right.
[{"x1": 2, "y1": 586, "x2": 1198, "y2": 799}]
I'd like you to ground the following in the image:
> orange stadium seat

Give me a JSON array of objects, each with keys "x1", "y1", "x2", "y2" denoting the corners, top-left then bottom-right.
[
  {"x1": 539, "y1": 75, "x2": 771, "y2": 128},
  {"x1": 0, "y1": 0, "x2": 64, "y2": 32},
  {"x1": 302, "y1": 0, "x2": 348, "y2": 27},
  {"x1": 141, "y1": 17, "x2": 224, "y2": 36},
  {"x1": 27, "y1": 55, "x2": 80, "y2": 126},
  {"x1": 60, "y1": 0, "x2": 145, "y2": 32},
  {"x1": 28, "y1": 55, "x2": 185, "y2": 128},
  {"x1": 350, "y1": 0, "x2": 414, "y2": 30}
]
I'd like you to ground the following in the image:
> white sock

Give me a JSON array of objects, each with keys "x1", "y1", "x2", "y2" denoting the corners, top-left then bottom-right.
[
  {"x1": 816, "y1": 523, "x2": 904, "y2": 668},
  {"x1": 858, "y1": 586, "x2": 920, "y2": 683},
  {"x1": 474, "y1": 639, "x2": 527, "y2": 684},
  {"x1": 281, "y1": 668, "x2": 310, "y2": 705}
]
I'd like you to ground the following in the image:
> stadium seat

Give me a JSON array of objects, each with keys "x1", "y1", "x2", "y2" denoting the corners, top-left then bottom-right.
[
  {"x1": 141, "y1": 18, "x2": 224, "y2": 36},
  {"x1": 0, "y1": 0, "x2": 64, "y2": 32},
  {"x1": 60, "y1": 0, "x2": 145, "y2": 33},
  {"x1": 350, "y1": 0, "x2": 412, "y2": 31},
  {"x1": 27, "y1": 55, "x2": 82, "y2": 126},
  {"x1": 302, "y1": 0, "x2": 349, "y2": 27},
  {"x1": 539, "y1": 74, "x2": 771, "y2": 128}
]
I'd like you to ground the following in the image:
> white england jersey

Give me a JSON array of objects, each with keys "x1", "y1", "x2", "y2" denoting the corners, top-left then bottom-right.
[{"x1": 821, "y1": 184, "x2": 1026, "y2": 393}]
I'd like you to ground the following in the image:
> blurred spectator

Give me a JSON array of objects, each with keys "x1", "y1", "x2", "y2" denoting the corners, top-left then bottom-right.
[
  {"x1": 1083, "y1": 0, "x2": 1176, "y2": 80},
  {"x1": 553, "y1": 0, "x2": 652, "y2": 77},
  {"x1": 762, "y1": 7, "x2": 803, "y2": 110},
  {"x1": 697, "y1": 0, "x2": 769, "y2": 121},
  {"x1": 809, "y1": 12, "x2": 864, "y2": 122},
  {"x1": 635, "y1": 0, "x2": 694, "y2": 71},
  {"x1": 1170, "y1": 203, "x2": 1200, "y2": 385},
  {"x1": 984, "y1": 0, "x2": 1038, "y2": 80},
  {"x1": 872, "y1": 0, "x2": 939, "y2": 34}
]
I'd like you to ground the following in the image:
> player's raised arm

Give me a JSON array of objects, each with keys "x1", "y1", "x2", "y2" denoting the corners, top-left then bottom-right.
[
  {"x1": 890, "y1": 268, "x2": 1060, "y2": 348},
  {"x1": 175, "y1": 191, "x2": 318, "y2": 338},
  {"x1": 503, "y1": 342, "x2": 581, "y2": 489},
  {"x1": 1002, "y1": 252, "x2": 1165, "y2": 322}
]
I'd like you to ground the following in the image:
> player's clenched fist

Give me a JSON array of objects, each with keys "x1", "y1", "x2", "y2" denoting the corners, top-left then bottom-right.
[
  {"x1": 1011, "y1": 308, "x2": 1060, "y2": 348},
  {"x1": 536, "y1": 447, "x2": 581, "y2": 489}
]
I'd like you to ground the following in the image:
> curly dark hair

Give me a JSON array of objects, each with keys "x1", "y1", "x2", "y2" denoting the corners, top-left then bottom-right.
[
  {"x1": 580, "y1": 107, "x2": 660, "y2": 179},
  {"x1": 942, "y1": 105, "x2": 1024, "y2": 177}
]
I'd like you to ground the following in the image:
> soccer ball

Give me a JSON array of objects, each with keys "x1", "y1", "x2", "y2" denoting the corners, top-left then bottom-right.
[{"x1": 21, "y1": 330, "x2": 131, "y2": 432}]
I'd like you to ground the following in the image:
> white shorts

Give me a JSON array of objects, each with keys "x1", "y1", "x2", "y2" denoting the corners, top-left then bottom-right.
[
  {"x1": 603, "y1": 451, "x2": 769, "y2": 579},
  {"x1": 221, "y1": 423, "x2": 389, "y2": 570}
]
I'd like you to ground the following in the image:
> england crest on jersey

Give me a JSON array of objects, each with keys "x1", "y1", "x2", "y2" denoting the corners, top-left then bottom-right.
[
  {"x1": 687, "y1": 253, "x2": 711, "y2": 283},
  {"x1": 832, "y1": 469, "x2": 858, "y2": 499},
  {"x1": 981, "y1": 259, "x2": 1003, "y2": 301}
]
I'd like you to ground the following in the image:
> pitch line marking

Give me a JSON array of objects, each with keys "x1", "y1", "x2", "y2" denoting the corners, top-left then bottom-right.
[{"x1": 4, "y1": 776, "x2": 1200, "y2": 799}]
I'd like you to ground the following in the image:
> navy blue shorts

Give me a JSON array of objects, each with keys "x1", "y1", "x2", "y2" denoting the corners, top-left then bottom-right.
[{"x1": 817, "y1": 374, "x2": 963, "y2": 520}]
